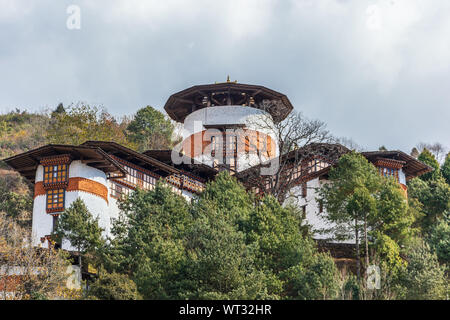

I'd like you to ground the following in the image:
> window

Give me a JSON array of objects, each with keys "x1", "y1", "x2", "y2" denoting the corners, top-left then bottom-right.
[
  {"x1": 52, "y1": 215, "x2": 59, "y2": 232},
  {"x1": 46, "y1": 189, "x2": 65, "y2": 212},
  {"x1": 112, "y1": 161, "x2": 157, "y2": 191},
  {"x1": 110, "y1": 181, "x2": 132, "y2": 199},
  {"x1": 228, "y1": 135, "x2": 238, "y2": 154},
  {"x1": 301, "y1": 205, "x2": 307, "y2": 218},
  {"x1": 301, "y1": 183, "x2": 307, "y2": 198},
  {"x1": 211, "y1": 135, "x2": 221, "y2": 157},
  {"x1": 318, "y1": 199, "x2": 324, "y2": 213},
  {"x1": 378, "y1": 167, "x2": 399, "y2": 182},
  {"x1": 226, "y1": 156, "x2": 237, "y2": 172},
  {"x1": 43, "y1": 164, "x2": 68, "y2": 184}
]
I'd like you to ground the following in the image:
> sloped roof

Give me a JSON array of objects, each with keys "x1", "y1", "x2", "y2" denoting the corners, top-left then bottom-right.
[
  {"x1": 361, "y1": 150, "x2": 433, "y2": 180},
  {"x1": 142, "y1": 149, "x2": 218, "y2": 181},
  {"x1": 164, "y1": 82, "x2": 294, "y2": 123},
  {"x1": 81, "y1": 141, "x2": 179, "y2": 176},
  {"x1": 2, "y1": 144, "x2": 126, "y2": 183}
]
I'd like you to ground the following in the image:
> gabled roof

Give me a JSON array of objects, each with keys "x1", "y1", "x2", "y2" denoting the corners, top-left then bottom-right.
[
  {"x1": 142, "y1": 149, "x2": 218, "y2": 181},
  {"x1": 236, "y1": 143, "x2": 350, "y2": 181},
  {"x1": 164, "y1": 82, "x2": 294, "y2": 123},
  {"x1": 81, "y1": 141, "x2": 179, "y2": 176},
  {"x1": 2, "y1": 144, "x2": 126, "y2": 183},
  {"x1": 361, "y1": 150, "x2": 433, "y2": 180}
]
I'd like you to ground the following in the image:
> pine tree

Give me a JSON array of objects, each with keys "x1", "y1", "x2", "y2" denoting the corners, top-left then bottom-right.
[
  {"x1": 441, "y1": 152, "x2": 450, "y2": 185},
  {"x1": 53, "y1": 198, "x2": 104, "y2": 271},
  {"x1": 418, "y1": 148, "x2": 442, "y2": 181},
  {"x1": 318, "y1": 152, "x2": 382, "y2": 279}
]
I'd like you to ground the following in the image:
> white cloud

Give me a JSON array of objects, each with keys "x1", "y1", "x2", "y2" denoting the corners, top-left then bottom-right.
[{"x1": 1, "y1": 0, "x2": 449, "y2": 151}]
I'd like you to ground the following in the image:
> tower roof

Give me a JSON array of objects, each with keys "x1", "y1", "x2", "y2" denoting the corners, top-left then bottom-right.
[{"x1": 164, "y1": 82, "x2": 294, "y2": 123}]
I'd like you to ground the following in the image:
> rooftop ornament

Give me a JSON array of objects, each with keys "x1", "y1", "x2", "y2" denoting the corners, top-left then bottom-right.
[{"x1": 164, "y1": 80, "x2": 294, "y2": 123}]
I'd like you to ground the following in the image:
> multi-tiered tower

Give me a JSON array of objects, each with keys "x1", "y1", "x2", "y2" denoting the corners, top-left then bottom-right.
[{"x1": 164, "y1": 79, "x2": 293, "y2": 172}]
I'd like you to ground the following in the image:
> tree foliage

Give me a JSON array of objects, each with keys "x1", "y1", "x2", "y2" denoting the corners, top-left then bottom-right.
[
  {"x1": 408, "y1": 177, "x2": 450, "y2": 230},
  {"x1": 102, "y1": 172, "x2": 340, "y2": 300},
  {"x1": 126, "y1": 106, "x2": 175, "y2": 152},
  {"x1": 87, "y1": 271, "x2": 141, "y2": 300},
  {"x1": 428, "y1": 213, "x2": 450, "y2": 264},
  {"x1": 53, "y1": 198, "x2": 104, "y2": 270},
  {"x1": 399, "y1": 239, "x2": 447, "y2": 300},
  {"x1": 47, "y1": 103, "x2": 134, "y2": 148},
  {"x1": 0, "y1": 213, "x2": 70, "y2": 300},
  {"x1": 442, "y1": 152, "x2": 450, "y2": 185},
  {"x1": 418, "y1": 148, "x2": 442, "y2": 181}
]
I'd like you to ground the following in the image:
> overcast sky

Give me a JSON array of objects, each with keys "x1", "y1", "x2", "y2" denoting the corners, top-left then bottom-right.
[{"x1": 1, "y1": 0, "x2": 449, "y2": 153}]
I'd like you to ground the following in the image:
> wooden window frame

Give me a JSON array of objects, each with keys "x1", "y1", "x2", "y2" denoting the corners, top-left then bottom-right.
[
  {"x1": 46, "y1": 189, "x2": 65, "y2": 213},
  {"x1": 43, "y1": 164, "x2": 68, "y2": 185}
]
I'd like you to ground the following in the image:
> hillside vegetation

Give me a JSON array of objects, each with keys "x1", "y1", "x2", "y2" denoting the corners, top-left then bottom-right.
[{"x1": 0, "y1": 103, "x2": 176, "y2": 225}]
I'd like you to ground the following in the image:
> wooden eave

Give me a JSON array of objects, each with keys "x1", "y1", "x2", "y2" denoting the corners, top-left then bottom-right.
[
  {"x1": 2, "y1": 145, "x2": 126, "y2": 183},
  {"x1": 164, "y1": 82, "x2": 294, "y2": 123},
  {"x1": 81, "y1": 141, "x2": 180, "y2": 177},
  {"x1": 361, "y1": 150, "x2": 433, "y2": 180},
  {"x1": 142, "y1": 149, "x2": 218, "y2": 181}
]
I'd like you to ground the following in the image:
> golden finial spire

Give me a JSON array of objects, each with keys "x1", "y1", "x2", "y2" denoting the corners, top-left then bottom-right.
[{"x1": 215, "y1": 76, "x2": 237, "y2": 84}]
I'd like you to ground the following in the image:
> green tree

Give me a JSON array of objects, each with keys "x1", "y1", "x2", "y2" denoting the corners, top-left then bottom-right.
[
  {"x1": 428, "y1": 213, "x2": 450, "y2": 264},
  {"x1": 47, "y1": 103, "x2": 134, "y2": 148},
  {"x1": 319, "y1": 151, "x2": 382, "y2": 279},
  {"x1": 87, "y1": 271, "x2": 141, "y2": 300},
  {"x1": 280, "y1": 252, "x2": 340, "y2": 300},
  {"x1": 51, "y1": 103, "x2": 66, "y2": 117},
  {"x1": 372, "y1": 178, "x2": 414, "y2": 244},
  {"x1": 408, "y1": 177, "x2": 450, "y2": 230},
  {"x1": 104, "y1": 172, "x2": 340, "y2": 300},
  {"x1": 53, "y1": 198, "x2": 104, "y2": 271},
  {"x1": 399, "y1": 239, "x2": 447, "y2": 300},
  {"x1": 441, "y1": 153, "x2": 450, "y2": 185},
  {"x1": 103, "y1": 183, "x2": 191, "y2": 298},
  {"x1": 0, "y1": 191, "x2": 32, "y2": 220},
  {"x1": 127, "y1": 106, "x2": 175, "y2": 152},
  {"x1": 418, "y1": 148, "x2": 441, "y2": 181}
]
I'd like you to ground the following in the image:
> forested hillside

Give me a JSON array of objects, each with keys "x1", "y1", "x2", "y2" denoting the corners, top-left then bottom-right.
[
  {"x1": 0, "y1": 103, "x2": 176, "y2": 225},
  {"x1": 0, "y1": 103, "x2": 448, "y2": 300}
]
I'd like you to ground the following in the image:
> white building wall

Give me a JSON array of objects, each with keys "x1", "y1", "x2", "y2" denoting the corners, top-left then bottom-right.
[
  {"x1": 32, "y1": 161, "x2": 113, "y2": 250},
  {"x1": 398, "y1": 169, "x2": 406, "y2": 185},
  {"x1": 286, "y1": 177, "x2": 354, "y2": 244},
  {"x1": 32, "y1": 160, "x2": 198, "y2": 250},
  {"x1": 31, "y1": 194, "x2": 53, "y2": 247},
  {"x1": 31, "y1": 164, "x2": 52, "y2": 247},
  {"x1": 69, "y1": 160, "x2": 107, "y2": 185},
  {"x1": 183, "y1": 105, "x2": 277, "y2": 139},
  {"x1": 62, "y1": 191, "x2": 109, "y2": 251},
  {"x1": 183, "y1": 106, "x2": 279, "y2": 172}
]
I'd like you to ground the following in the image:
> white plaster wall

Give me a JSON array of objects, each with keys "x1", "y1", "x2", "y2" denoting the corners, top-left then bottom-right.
[
  {"x1": 286, "y1": 178, "x2": 354, "y2": 244},
  {"x1": 35, "y1": 165, "x2": 43, "y2": 182},
  {"x1": 181, "y1": 189, "x2": 195, "y2": 201},
  {"x1": 62, "y1": 191, "x2": 109, "y2": 251},
  {"x1": 32, "y1": 161, "x2": 111, "y2": 250},
  {"x1": 193, "y1": 152, "x2": 271, "y2": 173},
  {"x1": 183, "y1": 106, "x2": 277, "y2": 139},
  {"x1": 32, "y1": 160, "x2": 198, "y2": 250},
  {"x1": 108, "y1": 197, "x2": 121, "y2": 228},
  {"x1": 69, "y1": 160, "x2": 107, "y2": 185},
  {"x1": 31, "y1": 194, "x2": 53, "y2": 247},
  {"x1": 398, "y1": 169, "x2": 406, "y2": 185},
  {"x1": 183, "y1": 106, "x2": 278, "y2": 172}
]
